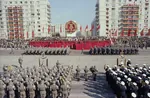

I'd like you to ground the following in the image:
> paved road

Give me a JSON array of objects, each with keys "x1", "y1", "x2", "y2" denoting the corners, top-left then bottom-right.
[{"x1": 0, "y1": 48, "x2": 150, "y2": 98}]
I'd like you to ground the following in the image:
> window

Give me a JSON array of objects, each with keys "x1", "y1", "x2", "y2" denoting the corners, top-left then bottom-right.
[
  {"x1": 15, "y1": 1, "x2": 17, "y2": 4},
  {"x1": 38, "y1": 25, "x2": 40, "y2": 27},
  {"x1": 25, "y1": 1, "x2": 27, "y2": 3},
  {"x1": 38, "y1": 17, "x2": 40, "y2": 20},
  {"x1": 37, "y1": 21, "x2": 40, "y2": 24},
  {"x1": 37, "y1": 13, "x2": 40, "y2": 16},
  {"x1": 38, "y1": 29, "x2": 40, "y2": 32},
  {"x1": 10, "y1": 1, "x2": 12, "y2": 4},
  {"x1": 20, "y1": 1, "x2": 22, "y2": 4}
]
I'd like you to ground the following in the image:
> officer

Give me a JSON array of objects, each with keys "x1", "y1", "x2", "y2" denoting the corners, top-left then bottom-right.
[
  {"x1": 92, "y1": 66, "x2": 98, "y2": 81},
  {"x1": 50, "y1": 81, "x2": 58, "y2": 98},
  {"x1": 76, "y1": 66, "x2": 81, "y2": 81},
  {"x1": 39, "y1": 52, "x2": 48, "y2": 67},
  {"x1": 9, "y1": 43, "x2": 14, "y2": 54},
  {"x1": 18, "y1": 83, "x2": 26, "y2": 98},
  {"x1": 18, "y1": 56, "x2": 23, "y2": 68},
  {"x1": 84, "y1": 66, "x2": 89, "y2": 81}
]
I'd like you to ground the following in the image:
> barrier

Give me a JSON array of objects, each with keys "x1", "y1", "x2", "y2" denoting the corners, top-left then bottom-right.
[{"x1": 29, "y1": 40, "x2": 111, "y2": 50}]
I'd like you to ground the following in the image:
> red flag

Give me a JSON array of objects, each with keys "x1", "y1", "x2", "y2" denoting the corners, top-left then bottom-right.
[
  {"x1": 112, "y1": 30, "x2": 117, "y2": 36},
  {"x1": 80, "y1": 26, "x2": 82, "y2": 32},
  {"x1": 60, "y1": 25, "x2": 62, "y2": 33},
  {"x1": 146, "y1": 29, "x2": 150, "y2": 36},
  {"x1": 140, "y1": 29, "x2": 144, "y2": 36},
  {"x1": 128, "y1": 29, "x2": 131, "y2": 36},
  {"x1": 121, "y1": 29, "x2": 124, "y2": 37},
  {"x1": 90, "y1": 25, "x2": 94, "y2": 31},
  {"x1": 26, "y1": 32, "x2": 28, "y2": 38},
  {"x1": 48, "y1": 25, "x2": 51, "y2": 33},
  {"x1": 85, "y1": 25, "x2": 88, "y2": 32},
  {"x1": 53, "y1": 26, "x2": 55, "y2": 33},
  {"x1": 32, "y1": 30, "x2": 34, "y2": 38},
  {"x1": 134, "y1": 29, "x2": 137, "y2": 36},
  {"x1": 96, "y1": 25, "x2": 100, "y2": 31}
]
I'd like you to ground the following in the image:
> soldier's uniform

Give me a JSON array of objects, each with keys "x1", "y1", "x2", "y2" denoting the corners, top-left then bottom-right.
[
  {"x1": 27, "y1": 82, "x2": 35, "y2": 98},
  {"x1": 60, "y1": 82, "x2": 68, "y2": 98},
  {"x1": 76, "y1": 66, "x2": 81, "y2": 81},
  {"x1": 50, "y1": 81, "x2": 58, "y2": 98},
  {"x1": 18, "y1": 83, "x2": 26, "y2": 98},
  {"x1": 7, "y1": 82, "x2": 15, "y2": 98},
  {"x1": 38, "y1": 81, "x2": 46, "y2": 98},
  {"x1": 84, "y1": 66, "x2": 89, "y2": 81},
  {"x1": 18, "y1": 57, "x2": 23, "y2": 68},
  {"x1": 0, "y1": 80, "x2": 5, "y2": 98}
]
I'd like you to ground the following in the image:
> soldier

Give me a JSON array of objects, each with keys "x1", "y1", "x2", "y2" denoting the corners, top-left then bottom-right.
[
  {"x1": 9, "y1": 43, "x2": 14, "y2": 54},
  {"x1": 7, "y1": 81, "x2": 15, "y2": 98},
  {"x1": 127, "y1": 59, "x2": 131, "y2": 67},
  {"x1": 0, "y1": 80, "x2": 5, "y2": 98},
  {"x1": 18, "y1": 56, "x2": 23, "y2": 68},
  {"x1": 60, "y1": 82, "x2": 68, "y2": 98},
  {"x1": 39, "y1": 52, "x2": 48, "y2": 67},
  {"x1": 38, "y1": 80, "x2": 46, "y2": 98},
  {"x1": 27, "y1": 81, "x2": 35, "y2": 98},
  {"x1": 92, "y1": 66, "x2": 98, "y2": 81},
  {"x1": 18, "y1": 83, "x2": 26, "y2": 98},
  {"x1": 50, "y1": 81, "x2": 58, "y2": 98},
  {"x1": 84, "y1": 66, "x2": 89, "y2": 81},
  {"x1": 76, "y1": 66, "x2": 81, "y2": 81}
]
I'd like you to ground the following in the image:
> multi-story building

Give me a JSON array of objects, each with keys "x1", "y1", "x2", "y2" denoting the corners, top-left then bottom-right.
[
  {"x1": 95, "y1": 0, "x2": 150, "y2": 37},
  {"x1": 0, "y1": 0, "x2": 51, "y2": 39}
]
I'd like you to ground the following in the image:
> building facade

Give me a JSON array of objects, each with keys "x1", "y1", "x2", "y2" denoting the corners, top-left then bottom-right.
[
  {"x1": 0, "y1": 0, "x2": 51, "y2": 39},
  {"x1": 95, "y1": 0, "x2": 150, "y2": 37}
]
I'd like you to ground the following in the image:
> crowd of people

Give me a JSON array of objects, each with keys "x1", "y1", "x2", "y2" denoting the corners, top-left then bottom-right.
[
  {"x1": 105, "y1": 63, "x2": 150, "y2": 98},
  {"x1": 0, "y1": 61, "x2": 73, "y2": 98}
]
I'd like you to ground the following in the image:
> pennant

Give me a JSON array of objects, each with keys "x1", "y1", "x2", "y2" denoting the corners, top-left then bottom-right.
[
  {"x1": 60, "y1": 25, "x2": 62, "y2": 33},
  {"x1": 26, "y1": 32, "x2": 28, "y2": 38},
  {"x1": 121, "y1": 29, "x2": 124, "y2": 37},
  {"x1": 42, "y1": 27, "x2": 44, "y2": 33},
  {"x1": 134, "y1": 29, "x2": 137, "y2": 36},
  {"x1": 140, "y1": 29, "x2": 144, "y2": 36},
  {"x1": 96, "y1": 25, "x2": 100, "y2": 31},
  {"x1": 53, "y1": 26, "x2": 55, "y2": 33},
  {"x1": 128, "y1": 29, "x2": 131, "y2": 36},
  {"x1": 112, "y1": 29, "x2": 117, "y2": 36},
  {"x1": 90, "y1": 25, "x2": 94, "y2": 31},
  {"x1": 85, "y1": 25, "x2": 88, "y2": 32},
  {"x1": 48, "y1": 25, "x2": 51, "y2": 33},
  {"x1": 80, "y1": 26, "x2": 82, "y2": 32},
  {"x1": 32, "y1": 30, "x2": 34, "y2": 38},
  {"x1": 146, "y1": 29, "x2": 150, "y2": 36}
]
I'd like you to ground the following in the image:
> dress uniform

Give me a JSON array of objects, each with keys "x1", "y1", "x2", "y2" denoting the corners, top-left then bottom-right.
[
  {"x1": 76, "y1": 66, "x2": 81, "y2": 81},
  {"x1": 84, "y1": 66, "x2": 89, "y2": 81},
  {"x1": 50, "y1": 81, "x2": 58, "y2": 98}
]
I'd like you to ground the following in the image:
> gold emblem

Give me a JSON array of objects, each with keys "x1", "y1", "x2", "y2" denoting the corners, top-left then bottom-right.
[{"x1": 65, "y1": 21, "x2": 77, "y2": 33}]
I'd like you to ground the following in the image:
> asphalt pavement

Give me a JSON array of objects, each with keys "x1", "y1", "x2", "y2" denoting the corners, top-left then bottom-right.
[{"x1": 0, "y1": 48, "x2": 150, "y2": 98}]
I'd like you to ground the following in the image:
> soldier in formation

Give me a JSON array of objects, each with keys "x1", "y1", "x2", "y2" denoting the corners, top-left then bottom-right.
[
  {"x1": 1, "y1": 60, "x2": 73, "y2": 98},
  {"x1": 105, "y1": 64, "x2": 150, "y2": 98},
  {"x1": 89, "y1": 46, "x2": 139, "y2": 55},
  {"x1": 23, "y1": 47, "x2": 70, "y2": 55}
]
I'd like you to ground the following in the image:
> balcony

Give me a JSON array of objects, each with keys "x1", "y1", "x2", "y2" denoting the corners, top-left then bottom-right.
[
  {"x1": 122, "y1": 27, "x2": 138, "y2": 28},
  {"x1": 121, "y1": 18, "x2": 139, "y2": 20}
]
